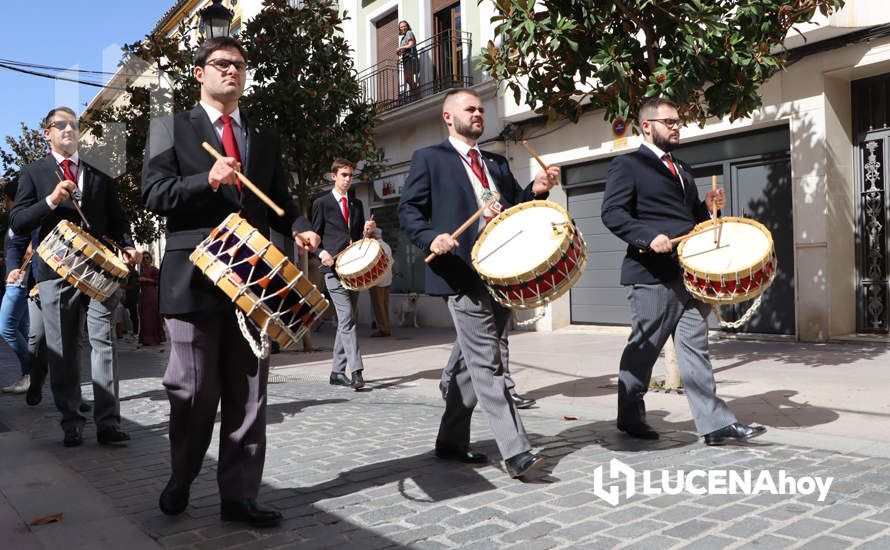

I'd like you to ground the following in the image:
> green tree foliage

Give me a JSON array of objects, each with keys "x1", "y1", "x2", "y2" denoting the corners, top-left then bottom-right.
[
  {"x1": 482, "y1": 0, "x2": 846, "y2": 126},
  {"x1": 0, "y1": 123, "x2": 49, "y2": 229},
  {"x1": 81, "y1": 29, "x2": 199, "y2": 244},
  {"x1": 1, "y1": 123, "x2": 48, "y2": 183},
  {"x1": 240, "y1": 0, "x2": 385, "y2": 201}
]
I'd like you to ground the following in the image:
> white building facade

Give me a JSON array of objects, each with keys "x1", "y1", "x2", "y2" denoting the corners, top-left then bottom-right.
[{"x1": 343, "y1": 0, "x2": 890, "y2": 342}]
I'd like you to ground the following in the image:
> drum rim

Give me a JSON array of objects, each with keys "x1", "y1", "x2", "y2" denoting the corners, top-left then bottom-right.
[
  {"x1": 677, "y1": 216, "x2": 775, "y2": 282},
  {"x1": 472, "y1": 200, "x2": 576, "y2": 284},
  {"x1": 487, "y1": 231, "x2": 590, "y2": 310},
  {"x1": 684, "y1": 250, "x2": 778, "y2": 305},
  {"x1": 335, "y1": 238, "x2": 383, "y2": 278},
  {"x1": 340, "y1": 253, "x2": 392, "y2": 291}
]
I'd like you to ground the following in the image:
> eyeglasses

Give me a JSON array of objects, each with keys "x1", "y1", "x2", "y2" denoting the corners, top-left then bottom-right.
[
  {"x1": 205, "y1": 59, "x2": 247, "y2": 72},
  {"x1": 647, "y1": 118, "x2": 682, "y2": 129},
  {"x1": 48, "y1": 120, "x2": 79, "y2": 131}
]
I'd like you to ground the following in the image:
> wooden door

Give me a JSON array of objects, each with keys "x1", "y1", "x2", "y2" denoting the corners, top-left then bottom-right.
[{"x1": 375, "y1": 11, "x2": 399, "y2": 109}]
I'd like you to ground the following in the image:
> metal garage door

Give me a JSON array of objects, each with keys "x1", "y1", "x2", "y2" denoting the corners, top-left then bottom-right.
[
  {"x1": 568, "y1": 180, "x2": 630, "y2": 325},
  {"x1": 566, "y1": 126, "x2": 795, "y2": 334}
]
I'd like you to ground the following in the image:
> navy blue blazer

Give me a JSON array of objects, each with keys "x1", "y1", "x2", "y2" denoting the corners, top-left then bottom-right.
[
  {"x1": 601, "y1": 145, "x2": 711, "y2": 285},
  {"x1": 398, "y1": 139, "x2": 544, "y2": 296},
  {"x1": 311, "y1": 191, "x2": 366, "y2": 275}
]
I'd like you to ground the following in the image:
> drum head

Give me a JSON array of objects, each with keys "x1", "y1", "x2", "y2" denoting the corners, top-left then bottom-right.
[
  {"x1": 474, "y1": 202, "x2": 569, "y2": 278},
  {"x1": 680, "y1": 219, "x2": 771, "y2": 274},
  {"x1": 336, "y1": 239, "x2": 381, "y2": 277}
]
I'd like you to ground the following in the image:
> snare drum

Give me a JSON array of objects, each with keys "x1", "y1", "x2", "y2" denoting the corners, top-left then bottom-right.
[
  {"x1": 36, "y1": 220, "x2": 129, "y2": 301},
  {"x1": 677, "y1": 217, "x2": 777, "y2": 305},
  {"x1": 335, "y1": 238, "x2": 391, "y2": 291},
  {"x1": 472, "y1": 200, "x2": 588, "y2": 309},
  {"x1": 190, "y1": 213, "x2": 329, "y2": 351}
]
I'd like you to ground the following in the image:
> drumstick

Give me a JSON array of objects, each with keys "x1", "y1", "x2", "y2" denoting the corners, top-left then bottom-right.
[
  {"x1": 637, "y1": 224, "x2": 721, "y2": 253},
  {"x1": 522, "y1": 140, "x2": 548, "y2": 171},
  {"x1": 201, "y1": 142, "x2": 285, "y2": 217},
  {"x1": 425, "y1": 193, "x2": 500, "y2": 263},
  {"x1": 54, "y1": 171, "x2": 91, "y2": 230},
  {"x1": 711, "y1": 175, "x2": 719, "y2": 245}
]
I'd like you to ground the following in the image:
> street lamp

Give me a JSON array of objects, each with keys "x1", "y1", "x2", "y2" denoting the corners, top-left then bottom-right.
[{"x1": 200, "y1": 0, "x2": 234, "y2": 39}]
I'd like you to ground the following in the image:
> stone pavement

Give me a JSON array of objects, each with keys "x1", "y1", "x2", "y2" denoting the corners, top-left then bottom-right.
[{"x1": 0, "y1": 324, "x2": 889, "y2": 549}]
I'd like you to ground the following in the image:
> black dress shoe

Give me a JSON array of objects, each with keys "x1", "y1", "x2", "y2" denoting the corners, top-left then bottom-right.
[
  {"x1": 504, "y1": 451, "x2": 544, "y2": 478},
  {"x1": 704, "y1": 422, "x2": 767, "y2": 446},
  {"x1": 617, "y1": 421, "x2": 660, "y2": 440},
  {"x1": 329, "y1": 372, "x2": 352, "y2": 386},
  {"x1": 220, "y1": 499, "x2": 282, "y2": 528},
  {"x1": 510, "y1": 393, "x2": 536, "y2": 409},
  {"x1": 63, "y1": 429, "x2": 83, "y2": 448},
  {"x1": 351, "y1": 370, "x2": 365, "y2": 389},
  {"x1": 434, "y1": 443, "x2": 488, "y2": 464},
  {"x1": 159, "y1": 479, "x2": 190, "y2": 516},
  {"x1": 26, "y1": 384, "x2": 42, "y2": 406},
  {"x1": 439, "y1": 381, "x2": 448, "y2": 400},
  {"x1": 97, "y1": 427, "x2": 131, "y2": 446}
]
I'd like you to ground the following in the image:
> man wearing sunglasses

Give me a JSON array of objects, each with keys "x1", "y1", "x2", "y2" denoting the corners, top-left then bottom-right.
[
  {"x1": 142, "y1": 36, "x2": 320, "y2": 528},
  {"x1": 10, "y1": 106, "x2": 141, "y2": 449},
  {"x1": 601, "y1": 97, "x2": 767, "y2": 446}
]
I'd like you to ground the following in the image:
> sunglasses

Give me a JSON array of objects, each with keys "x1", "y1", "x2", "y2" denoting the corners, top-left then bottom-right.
[
  {"x1": 205, "y1": 59, "x2": 247, "y2": 72},
  {"x1": 48, "y1": 120, "x2": 79, "y2": 131}
]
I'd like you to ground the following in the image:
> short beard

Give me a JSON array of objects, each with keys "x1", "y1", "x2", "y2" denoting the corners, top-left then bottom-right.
[
  {"x1": 454, "y1": 119, "x2": 483, "y2": 141},
  {"x1": 652, "y1": 133, "x2": 676, "y2": 152}
]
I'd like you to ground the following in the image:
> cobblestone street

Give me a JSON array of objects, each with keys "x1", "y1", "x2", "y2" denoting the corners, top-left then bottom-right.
[{"x1": 2, "y1": 330, "x2": 890, "y2": 549}]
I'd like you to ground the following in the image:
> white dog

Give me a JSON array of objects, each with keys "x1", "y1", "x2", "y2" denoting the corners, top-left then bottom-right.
[{"x1": 396, "y1": 293, "x2": 420, "y2": 328}]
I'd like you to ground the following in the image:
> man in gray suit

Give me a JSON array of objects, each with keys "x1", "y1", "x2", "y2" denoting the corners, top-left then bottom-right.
[
  {"x1": 142, "y1": 37, "x2": 319, "y2": 527},
  {"x1": 11, "y1": 106, "x2": 141, "y2": 448},
  {"x1": 399, "y1": 89, "x2": 558, "y2": 478},
  {"x1": 601, "y1": 97, "x2": 766, "y2": 445}
]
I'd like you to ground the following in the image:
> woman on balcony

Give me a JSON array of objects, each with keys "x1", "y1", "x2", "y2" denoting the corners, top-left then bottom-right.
[{"x1": 397, "y1": 20, "x2": 420, "y2": 99}]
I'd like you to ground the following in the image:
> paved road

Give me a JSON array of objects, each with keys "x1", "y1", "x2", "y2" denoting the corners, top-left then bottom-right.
[{"x1": 1, "y1": 327, "x2": 889, "y2": 549}]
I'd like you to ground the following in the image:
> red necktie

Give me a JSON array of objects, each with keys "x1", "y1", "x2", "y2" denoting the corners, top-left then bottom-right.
[
  {"x1": 61, "y1": 159, "x2": 76, "y2": 182},
  {"x1": 340, "y1": 196, "x2": 349, "y2": 226},
  {"x1": 662, "y1": 154, "x2": 678, "y2": 178},
  {"x1": 468, "y1": 149, "x2": 490, "y2": 189},
  {"x1": 220, "y1": 114, "x2": 242, "y2": 193}
]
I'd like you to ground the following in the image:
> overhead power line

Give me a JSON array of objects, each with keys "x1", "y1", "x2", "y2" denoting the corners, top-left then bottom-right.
[{"x1": 0, "y1": 61, "x2": 125, "y2": 90}]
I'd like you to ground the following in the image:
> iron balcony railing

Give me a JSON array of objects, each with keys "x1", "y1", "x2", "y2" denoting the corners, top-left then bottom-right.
[{"x1": 359, "y1": 30, "x2": 473, "y2": 114}]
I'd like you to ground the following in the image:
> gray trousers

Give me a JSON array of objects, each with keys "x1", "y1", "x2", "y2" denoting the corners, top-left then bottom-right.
[
  {"x1": 438, "y1": 289, "x2": 530, "y2": 460},
  {"x1": 618, "y1": 278, "x2": 737, "y2": 435},
  {"x1": 441, "y1": 337, "x2": 516, "y2": 393},
  {"x1": 27, "y1": 294, "x2": 48, "y2": 392},
  {"x1": 325, "y1": 272, "x2": 364, "y2": 375},
  {"x1": 39, "y1": 278, "x2": 121, "y2": 432},
  {"x1": 164, "y1": 310, "x2": 269, "y2": 499}
]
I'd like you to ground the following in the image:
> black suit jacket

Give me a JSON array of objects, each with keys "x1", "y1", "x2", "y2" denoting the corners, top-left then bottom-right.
[
  {"x1": 398, "y1": 139, "x2": 545, "y2": 296},
  {"x1": 311, "y1": 191, "x2": 366, "y2": 275},
  {"x1": 10, "y1": 155, "x2": 134, "y2": 283},
  {"x1": 141, "y1": 104, "x2": 312, "y2": 315},
  {"x1": 601, "y1": 145, "x2": 711, "y2": 285}
]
